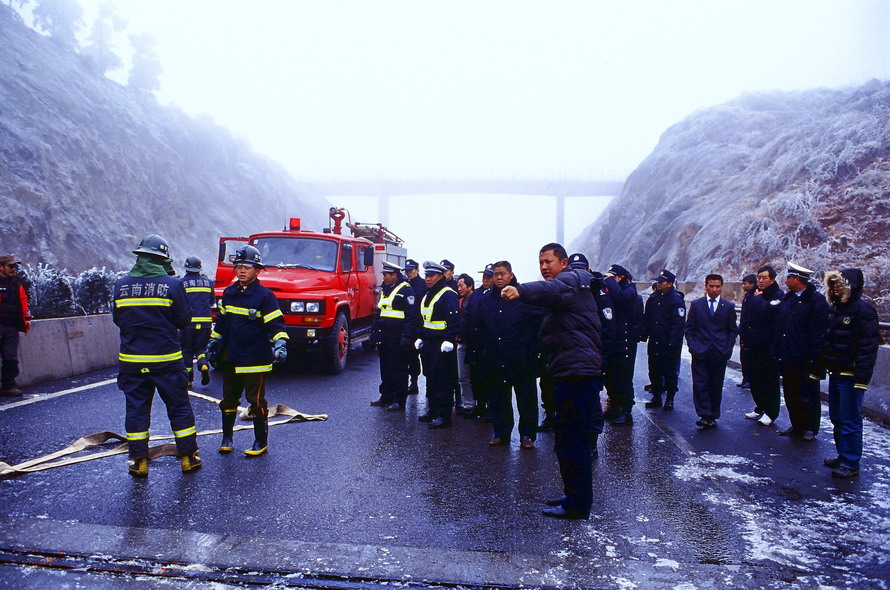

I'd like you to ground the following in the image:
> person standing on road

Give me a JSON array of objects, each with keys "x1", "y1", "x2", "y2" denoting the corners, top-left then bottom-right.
[
  {"x1": 737, "y1": 273, "x2": 757, "y2": 390},
  {"x1": 179, "y1": 256, "x2": 214, "y2": 388},
  {"x1": 205, "y1": 246, "x2": 288, "y2": 456},
  {"x1": 455, "y1": 273, "x2": 478, "y2": 416},
  {"x1": 0, "y1": 254, "x2": 31, "y2": 397},
  {"x1": 474, "y1": 261, "x2": 542, "y2": 449},
  {"x1": 112, "y1": 235, "x2": 200, "y2": 477},
  {"x1": 404, "y1": 259, "x2": 425, "y2": 394},
  {"x1": 642, "y1": 269, "x2": 686, "y2": 411},
  {"x1": 816, "y1": 268, "x2": 880, "y2": 478},
  {"x1": 739, "y1": 266, "x2": 785, "y2": 425},
  {"x1": 772, "y1": 263, "x2": 829, "y2": 441},
  {"x1": 684, "y1": 274, "x2": 739, "y2": 429},
  {"x1": 464, "y1": 263, "x2": 494, "y2": 420},
  {"x1": 369, "y1": 261, "x2": 420, "y2": 411},
  {"x1": 601, "y1": 263, "x2": 641, "y2": 426},
  {"x1": 415, "y1": 261, "x2": 459, "y2": 429},
  {"x1": 501, "y1": 243, "x2": 603, "y2": 520}
]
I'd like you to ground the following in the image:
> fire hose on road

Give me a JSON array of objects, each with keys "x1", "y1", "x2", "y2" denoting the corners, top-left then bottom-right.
[{"x1": 0, "y1": 390, "x2": 328, "y2": 478}]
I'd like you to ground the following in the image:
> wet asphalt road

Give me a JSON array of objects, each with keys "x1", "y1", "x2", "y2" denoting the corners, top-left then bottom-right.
[{"x1": 0, "y1": 347, "x2": 888, "y2": 589}]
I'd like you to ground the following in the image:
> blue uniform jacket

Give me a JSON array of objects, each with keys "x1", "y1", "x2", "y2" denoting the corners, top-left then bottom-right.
[
  {"x1": 474, "y1": 280, "x2": 543, "y2": 382},
  {"x1": 180, "y1": 272, "x2": 214, "y2": 326},
  {"x1": 113, "y1": 275, "x2": 191, "y2": 373},
  {"x1": 739, "y1": 281, "x2": 784, "y2": 353},
  {"x1": 643, "y1": 287, "x2": 686, "y2": 355},
  {"x1": 211, "y1": 279, "x2": 288, "y2": 373},
  {"x1": 418, "y1": 278, "x2": 459, "y2": 343},
  {"x1": 603, "y1": 276, "x2": 641, "y2": 356},
  {"x1": 771, "y1": 282, "x2": 829, "y2": 369}
]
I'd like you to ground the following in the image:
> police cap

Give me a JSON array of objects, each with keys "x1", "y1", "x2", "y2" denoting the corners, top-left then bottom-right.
[
  {"x1": 654, "y1": 269, "x2": 676, "y2": 283},
  {"x1": 787, "y1": 262, "x2": 814, "y2": 281},
  {"x1": 404, "y1": 259, "x2": 419, "y2": 271},
  {"x1": 568, "y1": 253, "x2": 589, "y2": 270},
  {"x1": 479, "y1": 263, "x2": 494, "y2": 277},
  {"x1": 439, "y1": 259, "x2": 455, "y2": 271},
  {"x1": 424, "y1": 261, "x2": 446, "y2": 275},
  {"x1": 382, "y1": 261, "x2": 402, "y2": 274}
]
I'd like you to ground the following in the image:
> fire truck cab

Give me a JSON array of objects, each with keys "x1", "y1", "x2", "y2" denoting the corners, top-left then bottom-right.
[{"x1": 214, "y1": 208, "x2": 407, "y2": 374}]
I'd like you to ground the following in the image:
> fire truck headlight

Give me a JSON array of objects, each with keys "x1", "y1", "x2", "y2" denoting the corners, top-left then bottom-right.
[
  {"x1": 290, "y1": 302, "x2": 305, "y2": 313},
  {"x1": 306, "y1": 302, "x2": 320, "y2": 313}
]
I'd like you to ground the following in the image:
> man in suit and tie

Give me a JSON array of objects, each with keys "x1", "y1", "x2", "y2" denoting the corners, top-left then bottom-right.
[{"x1": 684, "y1": 274, "x2": 739, "y2": 429}]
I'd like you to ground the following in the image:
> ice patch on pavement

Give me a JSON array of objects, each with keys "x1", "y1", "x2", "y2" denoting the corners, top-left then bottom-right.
[{"x1": 673, "y1": 453, "x2": 769, "y2": 485}]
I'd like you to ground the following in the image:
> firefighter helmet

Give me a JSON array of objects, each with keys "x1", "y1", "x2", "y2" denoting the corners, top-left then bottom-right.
[
  {"x1": 233, "y1": 245, "x2": 264, "y2": 269},
  {"x1": 132, "y1": 234, "x2": 171, "y2": 259},
  {"x1": 184, "y1": 256, "x2": 202, "y2": 272}
]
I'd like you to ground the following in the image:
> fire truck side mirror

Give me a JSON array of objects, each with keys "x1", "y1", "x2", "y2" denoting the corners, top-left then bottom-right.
[{"x1": 364, "y1": 246, "x2": 374, "y2": 268}]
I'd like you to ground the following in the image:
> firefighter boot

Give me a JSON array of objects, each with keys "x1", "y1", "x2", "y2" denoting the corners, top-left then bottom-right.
[
  {"x1": 198, "y1": 361, "x2": 211, "y2": 386},
  {"x1": 128, "y1": 457, "x2": 148, "y2": 477},
  {"x1": 181, "y1": 451, "x2": 202, "y2": 473},
  {"x1": 589, "y1": 432, "x2": 599, "y2": 460},
  {"x1": 244, "y1": 415, "x2": 269, "y2": 456},
  {"x1": 644, "y1": 394, "x2": 662, "y2": 409},
  {"x1": 663, "y1": 393, "x2": 675, "y2": 411},
  {"x1": 186, "y1": 368, "x2": 194, "y2": 388},
  {"x1": 219, "y1": 410, "x2": 237, "y2": 453}
]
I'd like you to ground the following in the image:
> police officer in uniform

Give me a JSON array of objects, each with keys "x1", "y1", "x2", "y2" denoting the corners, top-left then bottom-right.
[
  {"x1": 440, "y1": 259, "x2": 459, "y2": 290},
  {"x1": 642, "y1": 269, "x2": 686, "y2": 410},
  {"x1": 404, "y1": 259, "x2": 425, "y2": 394},
  {"x1": 415, "y1": 261, "x2": 459, "y2": 429},
  {"x1": 112, "y1": 235, "x2": 200, "y2": 476},
  {"x1": 370, "y1": 261, "x2": 420, "y2": 411},
  {"x1": 180, "y1": 256, "x2": 214, "y2": 387},
  {"x1": 206, "y1": 246, "x2": 288, "y2": 456},
  {"x1": 602, "y1": 264, "x2": 641, "y2": 426}
]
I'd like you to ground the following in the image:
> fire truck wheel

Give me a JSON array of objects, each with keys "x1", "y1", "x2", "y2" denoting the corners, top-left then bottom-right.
[{"x1": 323, "y1": 312, "x2": 349, "y2": 374}]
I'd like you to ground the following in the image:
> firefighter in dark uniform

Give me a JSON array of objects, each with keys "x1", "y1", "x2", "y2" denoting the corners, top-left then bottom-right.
[
  {"x1": 179, "y1": 256, "x2": 214, "y2": 387},
  {"x1": 112, "y1": 234, "x2": 200, "y2": 477},
  {"x1": 404, "y1": 259, "x2": 425, "y2": 394},
  {"x1": 602, "y1": 264, "x2": 641, "y2": 426},
  {"x1": 415, "y1": 261, "x2": 459, "y2": 429},
  {"x1": 206, "y1": 246, "x2": 288, "y2": 456},
  {"x1": 642, "y1": 269, "x2": 686, "y2": 410},
  {"x1": 370, "y1": 261, "x2": 420, "y2": 411}
]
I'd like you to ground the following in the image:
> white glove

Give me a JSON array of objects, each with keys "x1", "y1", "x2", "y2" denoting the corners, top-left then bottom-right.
[
  {"x1": 440, "y1": 341, "x2": 454, "y2": 353},
  {"x1": 414, "y1": 338, "x2": 424, "y2": 350}
]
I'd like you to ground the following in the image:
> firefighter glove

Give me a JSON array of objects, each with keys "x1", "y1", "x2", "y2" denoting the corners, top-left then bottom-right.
[
  {"x1": 272, "y1": 339, "x2": 288, "y2": 364},
  {"x1": 205, "y1": 339, "x2": 220, "y2": 368},
  {"x1": 440, "y1": 341, "x2": 454, "y2": 353},
  {"x1": 414, "y1": 338, "x2": 424, "y2": 350}
]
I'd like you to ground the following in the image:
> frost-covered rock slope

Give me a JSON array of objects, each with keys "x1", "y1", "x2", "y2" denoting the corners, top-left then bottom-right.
[
  {"x1": 574, "y1": 81, "x2": 890, "y2": 314},
  {"x1": 0, "y1": 10, "x2": 322, "y2": 272}
]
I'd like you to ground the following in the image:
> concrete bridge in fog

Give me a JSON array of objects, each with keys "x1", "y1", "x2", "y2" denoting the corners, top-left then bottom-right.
[{"x1": 303, "y1": 176, "x2": 626, "y2": 243}]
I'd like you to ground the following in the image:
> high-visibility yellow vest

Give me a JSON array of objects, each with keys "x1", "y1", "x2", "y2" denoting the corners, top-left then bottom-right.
[
  {"x1": 421, "y1": 287, "x2": 456, "y2": 330},
  {"x1": 379, "y1": 282, "x2": 410, "y2": 319}
]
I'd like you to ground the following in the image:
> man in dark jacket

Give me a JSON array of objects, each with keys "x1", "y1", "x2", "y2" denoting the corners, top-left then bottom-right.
[
  {"x1": 179, "y1": 256, "x2": 214, "y2": 387},
  {"x1": 739, "y1": 265, "x2": 785, "y2": 425},
  {"x1": 404, "y1": 259, "x2": 425, "y2": 394},
  {"x1": 0, "y1": 254, "x2": 31, "y2": 396},
  {"x1": 771, "y1": 263, "x2": 829, "y2": 441},
  {"x1": 602, "y1": 263, "x2": 640, "y2": 425},
  {"x1": 501, "y1": 243, "x2": 603, "y2": 520},
  {"x1": 817, "y1": 269, "x2": 879, "y2": 478},
  {"x1": 415, "y1": 261, "x2": 459, "y2": 429},
  {"x1": 206, "y1": 245, "x2": 288, "y2": 456},
  {"x1": 642, "y1": 269, "x2": 686, "y2": 410},
  {"x1": 113, "y1": 235, "x2": 200, "y2": 476},
  {"x1": 474, "y1": 261, "x2": 542, "y2": 449},
  {"x1": 370, "y1": 261, "x2": 420, "y2": 411},
  {"x1": 684, "y1": 274, "x2": 739, "y2": 429}
]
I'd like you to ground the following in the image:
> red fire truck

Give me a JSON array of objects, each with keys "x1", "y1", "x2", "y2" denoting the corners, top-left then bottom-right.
[{"x1": 214, "y1": 207, "x2": 407, "y2": 374}]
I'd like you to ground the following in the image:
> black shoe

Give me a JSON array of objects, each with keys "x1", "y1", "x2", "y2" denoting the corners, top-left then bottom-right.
[
  {"x1": 489, "y1": 436, "x2": 509, "y2": 446},
  {"x1": 418, "y1": 413, "x2": 434, "y2": 423},
  {"x1": 542, "y1": 505, "x2": 588, "y2": 520},
  {"x1": 643, "y1": 384, "x2": 652, "y2": 392},
  {"x1": 428, "y1": 417, "x2": 451, "y2": 429},
  {"x1": 0, "y1": 387, "x2": 23, "y2": 397},
  {"x1": 644, "y1": 397, "x2": 662, "y2": 409},
  {"x1": 778, "y1": 427, "x2": 797, "y2": 437},
  {"x1": 408, "y1": 379, "x2": 419, "y2": 394},
  {"x1": 663, "y1": 397, "x2": 675, "y2": 411},
  {"x1": 704, "y1": 417, "x2": 717, "y2": 429},
  {"x1": 609, "y1": 412, "x2": 632, "y2": 426},
  {"x1": 823, "y1": 457, "x2": 842, "y2": 468},
  {"x1": 545, "y1": 495, "x2": 567, "y2": 507},
  {"x1": 602, "y1": 406, "x2": 622, "y2": 421},
  {"x1": 386, "y1": 403, "x2": 404, "y2": 412},
  {"x1": 370, "y1": 398, "x2": 388, "y2": 407},
  {"x1": 801, "y1": 430, "x2": 816, "y2": 442},
  {"x1": 537, "y1": 416, "x2": 556, "y2": 431},
  {"x1": 831, "y1": 466, "x2": 860, "y2": 478}
]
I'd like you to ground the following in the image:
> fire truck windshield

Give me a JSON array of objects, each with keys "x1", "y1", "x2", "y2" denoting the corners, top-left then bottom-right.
[{"x1": 252, "y1": 237, "x2": 338, "y2": 272}]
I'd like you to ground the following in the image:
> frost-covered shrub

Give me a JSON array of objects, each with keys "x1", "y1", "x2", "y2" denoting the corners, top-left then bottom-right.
[
  {"x1": 23, "y1": 264, "x2": 74, "y2": 319},
  {"x1": 73, "y1": 267, "x2": 120, "y2": 314}
]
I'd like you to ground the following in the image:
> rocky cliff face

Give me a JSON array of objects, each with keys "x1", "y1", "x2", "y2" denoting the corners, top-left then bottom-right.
[
  {"x1": 0, "y1": 10, "x2": 324, "y2": 273},
  {"x1": 573, "y1": 80, "x2": 890, "y2": 314}
]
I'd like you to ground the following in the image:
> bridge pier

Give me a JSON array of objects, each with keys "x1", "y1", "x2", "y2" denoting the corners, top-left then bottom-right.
[{"x1": 556, "y1": 195, "x2": 565, "y2": 245}]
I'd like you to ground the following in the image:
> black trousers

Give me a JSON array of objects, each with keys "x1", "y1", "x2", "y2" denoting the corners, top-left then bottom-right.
[
  {"x1": 420, "y1": 345, "x2": 456, "y2": 420},
  {"x1": 180, "y1": 325, "x2": 211, "y2": 373},
  {"x1": 0, "y1": 324, "x2": 20, "y2": 388},
  {"x1": 219, "y1": 364, "x2": 269, "y2": 417},
  {"x1": 118, "y1": 368, "x2": 197, "y2": 458},
  {"x1": 604, "y1": 350, "x2": 636, "y2": 412},
  {"x1": 489, "y1": 370, "x2": 538, "y2": 440},
  {"x1": 747, "y1": 350, "x2": 781, "y2": 420},
  {"x1": 378, "y1": 340, "x2": 409, "y2": 405},
  {"x1": 554, "y1": 377, "x2": 603, "y2": 516},
  {"x1": 648, "y1": 351, "x2": 681, "y2": 396},
  {"x1": 540, "y1": 372, "x2": 556, "y2": 417},
  {"x1": 781, "y1": 361, "x2": 822, "y2": 434},
  {"x1": 690, "y1": 354, "x2": 728, "y2": 419}
]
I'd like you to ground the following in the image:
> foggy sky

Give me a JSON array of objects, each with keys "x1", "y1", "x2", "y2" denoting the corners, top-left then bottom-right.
[{"x1": 78, "y1": 0, "x2": 890, "y2": 180}]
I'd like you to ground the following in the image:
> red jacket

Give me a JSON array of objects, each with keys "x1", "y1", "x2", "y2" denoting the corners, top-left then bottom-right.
[{"x1": 0, "y1": 276, "x2": 31, "y2": 333}]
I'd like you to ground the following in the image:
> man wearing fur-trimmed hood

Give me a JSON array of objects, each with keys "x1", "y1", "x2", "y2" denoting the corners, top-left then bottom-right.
[{"x1": 816, "y1": 268, "x2": 880, "y2": 478}]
